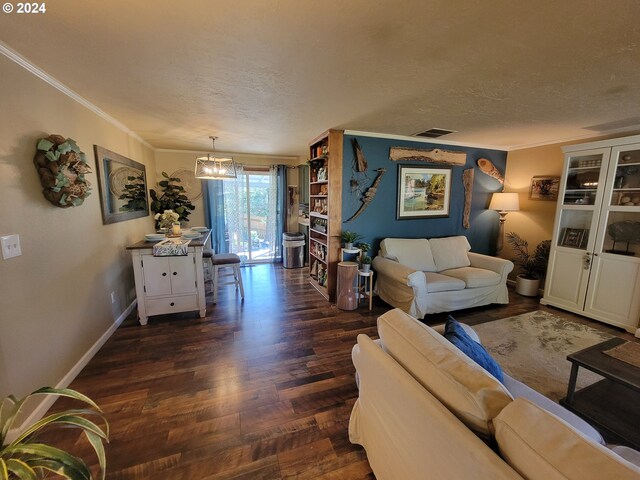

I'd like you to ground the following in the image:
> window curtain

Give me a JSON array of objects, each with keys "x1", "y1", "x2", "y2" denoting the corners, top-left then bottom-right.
[
  {"x1": 203, "y1": 179, "x2": 228, "y2": 254},
  {"x1": 271, "y1": 165, "x2": 288, "y2": 262},
  {"x1": 224, "y1": 164, "x2": 247, "y2": 263}
]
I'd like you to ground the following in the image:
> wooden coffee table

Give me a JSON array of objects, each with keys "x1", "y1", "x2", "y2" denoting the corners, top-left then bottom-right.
[{"x1": 561, "y1": 337, "x2": 640, "y2": 449}]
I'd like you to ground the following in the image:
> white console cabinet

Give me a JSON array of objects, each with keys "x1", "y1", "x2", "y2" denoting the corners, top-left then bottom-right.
[
  {"x1": 541, "y1": 135, "x2": 640, "y2": 335},
  {"x1": 128, "y1": 231, "x2": 210, "y2": 325}
]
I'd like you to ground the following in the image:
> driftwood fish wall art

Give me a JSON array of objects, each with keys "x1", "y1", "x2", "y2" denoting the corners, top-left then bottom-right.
[
  {"x1": 462, "y1": 168, "x2": 474, "y2": 229},
  {"x1": 352, "y1": 138, "x2": 368, "y2": 172},
  {"x1": 389, "y1": 147, "x2": 467, "y2": 166},
  {"x1": 344, "y1": 168, "x2": 386, "y2": 223},
  {"x1": 476, "y1": 158, "x2": 504, "y2": 185}
]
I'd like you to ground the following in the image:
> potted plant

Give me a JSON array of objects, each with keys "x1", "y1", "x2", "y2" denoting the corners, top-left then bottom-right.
[
  {"x1": 0, "y1": 386, "x2": 109, "y2": 479},
  {"x1": 341, "y1": 230, "x2": 362, "y2": 250},
  {"x1": 357, "y1": 242, "x2": 372, "y2": 272},
  {"x1": 149, "y1": 172, "x2": 195, "y2": 229},
  {"x1": 506, "y1": 232, "x2": 551, "y2": 296},
  {"x1": 360, "y1": 255, "x2": 372, "y2": 273}
]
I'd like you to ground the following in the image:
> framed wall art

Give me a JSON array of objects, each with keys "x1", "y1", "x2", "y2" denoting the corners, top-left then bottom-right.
[
  {"x1": 94, "y1": 145, "x2": 149, "y2": 224},
  {"x1": 559, "y1": 227, "x2": 588, "y2": 249},
  {"x1": 397, "y1": 165, "x2": 451, "y2": 219},
  {"x1": 529, "y1": 175, "x2": 560, "y2": 201}
]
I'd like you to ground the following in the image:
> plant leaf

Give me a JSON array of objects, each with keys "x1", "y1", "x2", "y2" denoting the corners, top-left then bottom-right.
[
  {"x1": 27, "y1": 458, "x2": 88, "y2": 480},
  {"x1": 0, "y1": 395, "x2": 27, "y2": 445},
  {"x1": 6, "y1": 459, "x2": 37, "y2": 480},
  {"x1": 45, "y1": 150, "x2": 61, "y2": 162},
  {"x1": 84, "y1": 430, "x2": 107, "y2": 480},
  {"x1": 57, "y1": 142, "x2": 72, "y2": 155},
  {"x1": 4, "y1": 444, "x2": 90, "y2": 480},
  {"x1": 30, "y1": 387, "x2": 102, "y2": 412},
  {"x1": 37, "y1": 139, "x2": 55, "y2": 151},
  {"x1": 13, "y1": 410, "x2": 107, "y2": 445},
  {"x1": 0, "y1": 458, "x2": 8, "y2": 480}
]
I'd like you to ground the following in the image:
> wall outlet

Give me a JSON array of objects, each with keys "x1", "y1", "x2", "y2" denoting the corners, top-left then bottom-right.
[
  {"x1": 1, "y1": 234, "x2": 22, "y2": 260},
  {"x1": 110, "y1": 291, "x2": 116, "y2": 304}
]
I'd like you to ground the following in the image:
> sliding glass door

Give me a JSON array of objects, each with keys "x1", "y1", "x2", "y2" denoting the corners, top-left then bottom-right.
[{"x1": 223, "y1": 169, "x2": 276, "y2": 263}]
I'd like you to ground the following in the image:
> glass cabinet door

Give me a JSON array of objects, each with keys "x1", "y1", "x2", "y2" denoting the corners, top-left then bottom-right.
[
  {"x1": 596, "y1": 145, "x2": 640, "y2": 257},
  {"x1": 555, "y1": 150, "x2": 609, "y2": 252}
]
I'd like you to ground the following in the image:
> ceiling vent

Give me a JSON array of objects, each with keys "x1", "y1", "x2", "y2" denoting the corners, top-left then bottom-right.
[{"x1": 413, "y1": 128, "x2": 457, "y2": 138}]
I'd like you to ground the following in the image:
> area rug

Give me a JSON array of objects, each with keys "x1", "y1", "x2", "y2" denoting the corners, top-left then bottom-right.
[{"x1": 472, "y1": 310, "x2": 613, "y2": 402}]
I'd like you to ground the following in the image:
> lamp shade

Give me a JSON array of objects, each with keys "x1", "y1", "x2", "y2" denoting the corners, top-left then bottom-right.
[
  {"x1": 194, "y1": 136, "x2": 237, "y2": 180},
  {"x1": 489, "y1": 192, "x2": 520, "y2": 212}
]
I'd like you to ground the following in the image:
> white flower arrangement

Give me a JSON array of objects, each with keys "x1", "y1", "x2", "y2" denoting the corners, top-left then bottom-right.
[{"x1": 154, "y1": 209, "x2": 180, "y2": 229}]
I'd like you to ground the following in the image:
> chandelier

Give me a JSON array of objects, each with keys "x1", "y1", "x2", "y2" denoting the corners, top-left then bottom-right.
[{"x1": 194, "y1": 136, "x2": 237, "y2": 179}]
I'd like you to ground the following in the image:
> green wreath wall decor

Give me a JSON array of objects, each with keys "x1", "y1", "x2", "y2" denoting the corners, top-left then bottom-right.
[{"x1": 33, "y1": 134, "x2": 92, "y2": 208}]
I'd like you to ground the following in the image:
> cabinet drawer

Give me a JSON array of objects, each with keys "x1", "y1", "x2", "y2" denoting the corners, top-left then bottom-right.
[{"x1": 146, "y1": 295, "x2": 198, "y2": 316}]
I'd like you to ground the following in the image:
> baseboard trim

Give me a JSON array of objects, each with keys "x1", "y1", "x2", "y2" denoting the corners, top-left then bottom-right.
[{"x1": 8, "y1": 299, "x2": 137, "y2": 440}]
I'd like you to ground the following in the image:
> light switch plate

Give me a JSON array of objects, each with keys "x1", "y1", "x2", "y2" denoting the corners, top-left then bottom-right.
[{"x1": 1, "y1": 234, "x2": 22, "y2": 259}]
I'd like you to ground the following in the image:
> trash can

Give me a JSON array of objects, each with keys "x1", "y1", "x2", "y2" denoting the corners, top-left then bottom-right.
[{"x1": 283, "y1": 232, "x2": 305, "y2": 268}]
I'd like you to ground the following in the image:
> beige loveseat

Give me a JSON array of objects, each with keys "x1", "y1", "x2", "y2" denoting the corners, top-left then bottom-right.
[
  {"x1": 373, "y1": 236, "x2": 514, "y2": 318},
  {"x1": 349, "y1": 308, "x2": 640, "y2": 480}
]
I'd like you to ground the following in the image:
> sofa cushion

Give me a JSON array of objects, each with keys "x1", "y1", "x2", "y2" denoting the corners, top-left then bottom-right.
[
  {"x1": 429, "y1": 236, "x2": 472, "y2": 272},
  {"x1": 494, "y1": 398, "x2": 640, "y2": 480},
  {"x1": 379, "y1": 238, "x2": 437, "y2": 272},
  {"x1": 444, "y1": 317, "x2": 504, "y2": 382},
  {"x1": 440, "y1": 266, "x2": 502, "y2": 288},
  {"x1": 502, "y1": 374, "x2": 604, "y2": 445},
  {"x1": 612, "y1": 446, "x2": 640, "y2": 469},
  {"x1": 377, "y1": 308, "x2": 513, "y2": 438},
  {"x1": 424, "y1": 272, "x2": 466, "y2": 293}
]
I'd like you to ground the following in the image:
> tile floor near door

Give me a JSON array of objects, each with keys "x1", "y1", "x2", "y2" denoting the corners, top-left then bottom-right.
[{"x1": 44, "y1": 264, "x2": 635, "y2": 479}]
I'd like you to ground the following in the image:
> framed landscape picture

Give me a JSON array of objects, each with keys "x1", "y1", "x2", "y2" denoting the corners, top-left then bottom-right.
[
  {"x1": 397, "y1": 165, "x2": 451, "y2": 219},
  {"x1": 529, "y1": 175, "x2": 560, "y2": 201}
]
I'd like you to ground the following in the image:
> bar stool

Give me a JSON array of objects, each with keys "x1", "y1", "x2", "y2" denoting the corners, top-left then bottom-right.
[{"x1": 202, "y1": 250, "x2": 244, "y2": 304}]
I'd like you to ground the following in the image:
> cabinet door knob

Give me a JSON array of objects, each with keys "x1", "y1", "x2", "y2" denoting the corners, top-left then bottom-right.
[
  {"x1": 170, "y1": 302, "x2": 175, "y2": 306},
  {"x1": 162, "y1": 272, "x2": 167, "y2": 276},
  {"x1": 173, "y1": 272, "x2": 177, "y2": 276}
]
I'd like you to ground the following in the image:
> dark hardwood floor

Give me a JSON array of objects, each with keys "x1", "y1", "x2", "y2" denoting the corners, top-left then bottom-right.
[{"x1": 44, "y1": 264, "x2": 634, "y2": 479}]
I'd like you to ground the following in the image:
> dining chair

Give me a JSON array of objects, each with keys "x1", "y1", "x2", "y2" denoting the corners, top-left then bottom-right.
[{"x1": 202, "y1": 250, "x2": 244, "y2": 304}]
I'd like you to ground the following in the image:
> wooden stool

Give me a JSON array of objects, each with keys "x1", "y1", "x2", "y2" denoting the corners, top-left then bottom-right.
[{"x1": 203, "y1": 250, "x2": 244, "y2": 304}]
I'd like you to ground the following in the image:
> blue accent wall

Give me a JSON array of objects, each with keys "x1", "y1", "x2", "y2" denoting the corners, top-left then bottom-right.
[{"x1": 341, "y1": 134, "x2": 507, "y2": 255}]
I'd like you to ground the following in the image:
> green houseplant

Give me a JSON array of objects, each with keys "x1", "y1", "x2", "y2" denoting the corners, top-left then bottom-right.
[
  {"x1": 506, "y1": 232, "x2": 551, "y2": 296},
  {"x1": 341, "y1": 231, "x2": 362, "y2": 250},
  {"x1": 356, "y1": 242, "x2": 372, "y2": 272},
  {"x1": 149, "y1": 172, "x2": 195, "y2": 228},
  {"x1": 0, "y1": 387, "x2": 108, "y2": 479}
]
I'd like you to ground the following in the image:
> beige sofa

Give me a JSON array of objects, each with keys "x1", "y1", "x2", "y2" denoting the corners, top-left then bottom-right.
[
  {"x1": 349, "y1": 308, "x2": 640, "y2": 480},
  {"x1": 373, "y1": 236, "x2": 514, "y2": 318}
]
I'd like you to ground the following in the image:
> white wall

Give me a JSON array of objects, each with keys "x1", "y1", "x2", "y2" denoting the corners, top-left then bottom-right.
[{"x1": 0, "y1": 54, "x2": 156, "y2": 408}]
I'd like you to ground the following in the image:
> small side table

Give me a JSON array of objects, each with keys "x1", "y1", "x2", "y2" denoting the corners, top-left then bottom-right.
[
  {"x1": 358, "y1": 269, "x2": 374, "y2": 311},
  {"x1": 337, "y1": 261, "x2": 359, "y2": 311}
]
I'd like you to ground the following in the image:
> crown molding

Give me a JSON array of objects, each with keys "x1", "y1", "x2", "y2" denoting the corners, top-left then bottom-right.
[
  {"x1": 505, "y1": 126, "x2": 640, "y2": 152},
  {"x1": 0, "y1": 41, "x2": 154, "y2": 150},
  {"x1": 155, "y1": 148, "x2": 300, "y2": 161},
  {"x1": 344, "y1": 130, "x2": 507, "y2": 152}
]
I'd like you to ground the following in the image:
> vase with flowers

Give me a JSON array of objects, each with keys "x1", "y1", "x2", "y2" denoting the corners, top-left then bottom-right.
[{"x1": 155, "y1": 209, "x2": 180, "y2": 233}]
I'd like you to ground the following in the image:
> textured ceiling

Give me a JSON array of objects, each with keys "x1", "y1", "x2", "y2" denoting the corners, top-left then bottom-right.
[{"x1": 2, "y1": 0, "x2": 640, "y2": 156}]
